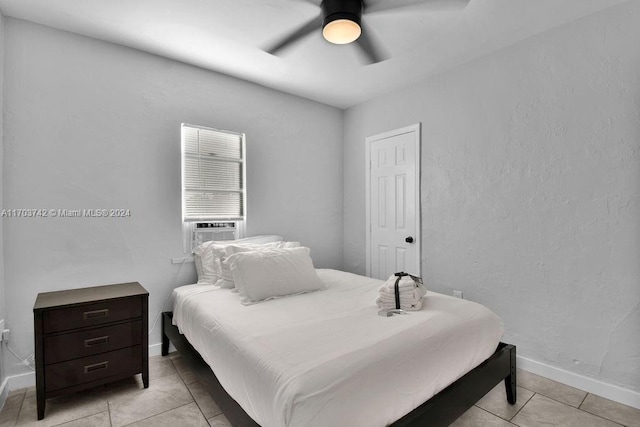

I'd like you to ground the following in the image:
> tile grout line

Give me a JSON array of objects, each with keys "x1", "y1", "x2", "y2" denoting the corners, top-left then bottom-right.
[
  {"x1": 14, "y1": 390, "x2": 27, "y2": 425},
  {"x1": 47, "y1": 388, "x2": 109, "y2": 427},
  {"x1": 118, "y1": 367, "x2": 197, "y2": 426},
  {"x1": 573, "y1": 393, "x2": 630, "y2": 426},
  {"x1": 472, "y1": 389, "x2": 533, "y2": 423},
  {"x1": 0, "y1": 390, "x2": 24, "y2": 426},
  {"x1": 177, "y1": 355, "x2": 223, "y2": 422},
  {"x1": 171, "y1": 360, "x2": 223, "y2": 425},
  {"x1": 474, "y1": 382, "x2": 630, "y2": 427},
  {"x1": 518, "y1": 384, "x2": 586, "y2": 409},
  {"x1": 579, "y1": 410, "x2": 626, "y2": 427},
  {"x1": 522, "y1": 392, "x2": 627, "y2": 427},
  {"x1": 16, "y1": 391, "x2": 26, "y2": 425},
  {"x1": 119, "y1": 401, "x2": 196, "y2": 427},
  {"x1": 472, "y1": 405, "x2": 516, "y2": 425},
  {"x1": 183, "y1": 375, "x2": 211, "y2": 421},
  {"x1": 507, "y1": 390, "x2": 536, "y2": 422},
  {"x1": 578, "y1": 406, "x2": 631, "y2": 427},
  {"x1": 108, "y1": 396, "x2": 113, "y2": 427},
  {"x1": 578, "y1": 392, "x2": 589, "y2": 408}
]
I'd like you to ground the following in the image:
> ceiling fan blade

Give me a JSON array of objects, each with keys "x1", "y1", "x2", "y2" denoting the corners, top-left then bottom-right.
[
  {"x1": 265, "y1": 15, "x2": 322, "y2": 55},
  {"x1": 354, "y1": 24, "x2": 387, "y2": 64},
  {"x1": 365, "y1": 0, "x2": 470, "y2": 14}
]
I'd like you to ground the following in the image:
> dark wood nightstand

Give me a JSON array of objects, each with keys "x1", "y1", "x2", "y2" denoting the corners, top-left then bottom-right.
[{"x1": 33, "y1": 282, "x2": 149, "y2": 420}]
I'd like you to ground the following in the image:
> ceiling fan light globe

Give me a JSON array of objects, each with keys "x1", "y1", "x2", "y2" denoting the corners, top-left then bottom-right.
[{"x1": 322, "y1": 19, "x2": 361, "y2": 44}]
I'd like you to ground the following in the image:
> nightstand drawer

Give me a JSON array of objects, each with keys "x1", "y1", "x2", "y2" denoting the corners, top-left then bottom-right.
[
  {"x1": 44, "y1": 320, "x2": 143, "y2": 365},
  {"x1": 45, "y1": 345, "x2": 142, "y2": 392},
  {"x1": 43, "y1": 297, "x2": 142, "y2": 333}
]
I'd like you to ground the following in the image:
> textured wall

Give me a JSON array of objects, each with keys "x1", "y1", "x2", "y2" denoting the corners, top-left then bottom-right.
[
  {"x1": 2, "y1": 19, "x2": 343, "y2": 376},
  {"x1": 344, "y1": 2, "x2": 640, "y2": 392}
]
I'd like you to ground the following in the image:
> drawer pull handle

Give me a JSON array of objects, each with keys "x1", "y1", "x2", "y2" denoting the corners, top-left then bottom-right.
[
  {"x1": 83, "y1": 309, "x2": 109, "y2": 320},
  {"x1": 84, "y1": 361, "x2": 109, "y2": 373},
  {"x1": 84, "y1": 336, "x2": 109, "y2": 347}
]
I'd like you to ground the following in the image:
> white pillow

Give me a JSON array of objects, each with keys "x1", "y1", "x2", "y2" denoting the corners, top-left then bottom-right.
[
  {"x1": 217, "y1": 241, "x2": 301, "y2": 288},
  {"x1": 193, "y1": 235, "x2": 284, "y2": 285},
  {"x1": 228, "y1": 247, "x2": 326, "y2": 305},
  {"x1": 193, "y1": 241, "x2": 221, "y2": 285}
]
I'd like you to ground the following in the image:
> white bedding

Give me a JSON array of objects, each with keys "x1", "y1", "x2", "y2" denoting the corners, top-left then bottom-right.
[{"x1": 172, "y1": 269, "x2": 503, "y2": 427}]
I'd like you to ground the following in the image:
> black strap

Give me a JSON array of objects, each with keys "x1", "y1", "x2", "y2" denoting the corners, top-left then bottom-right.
[{"x1": 393, "y1": 272, "x2": 409, "y2": 310}]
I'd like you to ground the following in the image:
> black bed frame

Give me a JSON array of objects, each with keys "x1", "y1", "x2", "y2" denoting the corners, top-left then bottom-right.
[{"x1": 162, "y1": 311, "x2": 516, "y2": 427}]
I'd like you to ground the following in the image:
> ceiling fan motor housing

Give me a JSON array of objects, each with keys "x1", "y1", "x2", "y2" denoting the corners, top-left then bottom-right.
[{"x1": 321, "y1": 0, "x2": 363, "y2": 28}]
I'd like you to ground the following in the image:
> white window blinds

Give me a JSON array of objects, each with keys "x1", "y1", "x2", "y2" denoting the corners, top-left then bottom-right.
[{"x1": 181, "y1": 124, "x2": 246, "y2": 222}]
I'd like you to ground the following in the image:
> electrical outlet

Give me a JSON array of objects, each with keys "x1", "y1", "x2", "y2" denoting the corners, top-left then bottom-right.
[{"x1": 453, "y1": 290, "x2": 464, "y2": 299}]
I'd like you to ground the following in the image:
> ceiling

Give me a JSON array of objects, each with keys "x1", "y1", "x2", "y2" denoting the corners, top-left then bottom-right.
[{"x1": 0, "y1": 0, "x2": 630, "y2": 108}]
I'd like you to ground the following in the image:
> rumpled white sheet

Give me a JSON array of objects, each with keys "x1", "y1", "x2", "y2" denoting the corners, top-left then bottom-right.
[{"x1": 172, "y1": 269, "x2": 503, "y2": 427}]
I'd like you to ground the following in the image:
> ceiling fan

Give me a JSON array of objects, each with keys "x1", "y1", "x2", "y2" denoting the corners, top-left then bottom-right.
[{"x1": 264, "y1": 0, "x2": 470, "y2": 64}]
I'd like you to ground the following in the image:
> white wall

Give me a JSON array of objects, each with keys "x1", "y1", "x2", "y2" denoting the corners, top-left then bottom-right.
[
  {"x1": 2, "y1": 18, "x2": 344, "y2": 377},
  {"x1": 344, "y1": 1, "x2": 640, "y2": 393},
  {"x1": 2, "y1": 0, "x2": 639, "y2": 400},
  {"x1": 0, "y1": 10, "x2": 6, "y2": 388}
]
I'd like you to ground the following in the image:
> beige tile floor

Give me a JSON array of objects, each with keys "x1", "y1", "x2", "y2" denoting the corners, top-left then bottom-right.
[{"x1": 1, "y1": 353, "x2": 639, "y2": 426}]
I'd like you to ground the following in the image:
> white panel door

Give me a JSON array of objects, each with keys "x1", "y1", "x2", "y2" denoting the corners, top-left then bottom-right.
[{"x1": 366, "y1": 124, "x2": 420, "y2": 280}]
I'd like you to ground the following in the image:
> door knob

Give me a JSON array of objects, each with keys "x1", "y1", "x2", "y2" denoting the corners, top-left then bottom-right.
[{"x1": 405, "y1": 236, "x2": 414, "y2": 244}]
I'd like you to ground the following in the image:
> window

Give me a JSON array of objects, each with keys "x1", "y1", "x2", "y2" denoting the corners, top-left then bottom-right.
[{"x1": 181, "y1": 124, "x2": 246, "y2": 222}]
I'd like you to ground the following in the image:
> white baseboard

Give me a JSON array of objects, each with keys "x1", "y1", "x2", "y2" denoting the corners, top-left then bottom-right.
[
  {"x1": 4, "y1": 371, "x2": 35, "y2": 390},
  {"x1": 148, "y1": 342, "x2": 176, "y2": 357},
  {"x1": 0, "y1": 371, "x2": 36, "y2": 406},
  {"x1": 517, "y1": 355, "x2": 640, "y2": 410},
  {"x1": 149, "y1": 342, "x2": 163, "y2": 357},
  {"x1": 0, "y1": 376, "x2": 9, "y2": 412}
]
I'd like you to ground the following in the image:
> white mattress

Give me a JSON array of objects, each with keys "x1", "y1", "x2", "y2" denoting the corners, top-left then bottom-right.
[{"x1": 172, "y1": 269, "x2": 503, "y2": 427}]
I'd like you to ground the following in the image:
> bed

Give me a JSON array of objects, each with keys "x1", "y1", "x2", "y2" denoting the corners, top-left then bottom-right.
[{"x1": 162, "y1": 268, "x2": 516, "y2": 427}]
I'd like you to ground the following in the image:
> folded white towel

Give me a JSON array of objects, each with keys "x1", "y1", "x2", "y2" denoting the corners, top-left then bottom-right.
[
  {"x1": 375, "y1": 274, "x2": 427, "y2": 311},
  {"x1": 376, "y1": 297, "x2": 423, "y2": 311},
  {"x1": 378, "y1": 296, "x2": 424, "y2": 306},
  {"x1": 379, "y1": 281, "x2": 419, "y2": 293},
  {"x1": 378, "y1": 285, "x2": 426, "y2": 301}
]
